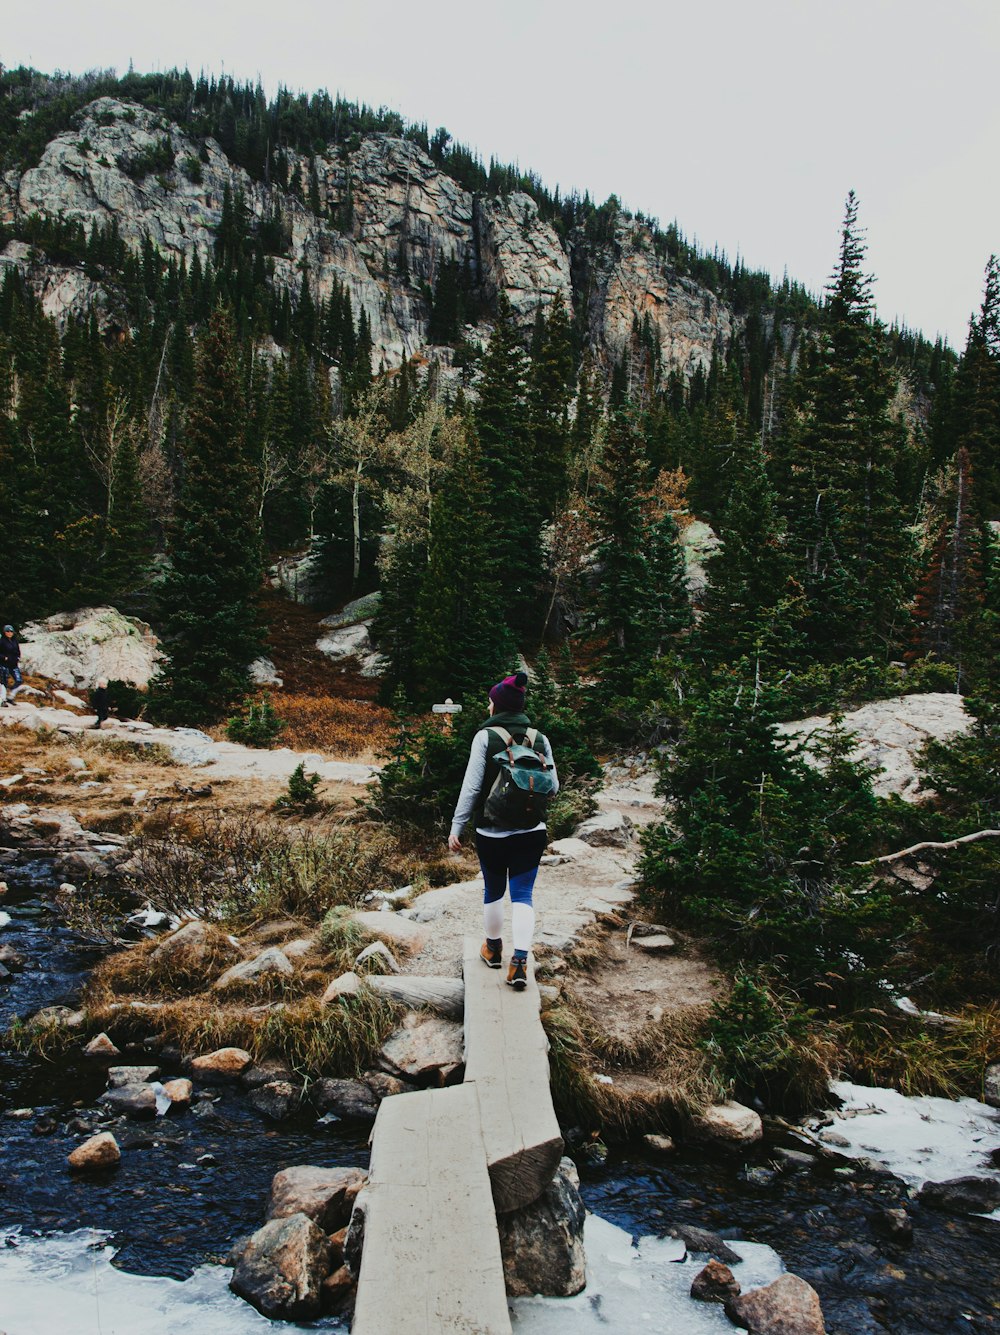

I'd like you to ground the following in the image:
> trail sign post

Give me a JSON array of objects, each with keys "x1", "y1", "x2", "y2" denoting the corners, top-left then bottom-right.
[{"x1": 432, "y1": 698, "x2": 463, "y2": 732}]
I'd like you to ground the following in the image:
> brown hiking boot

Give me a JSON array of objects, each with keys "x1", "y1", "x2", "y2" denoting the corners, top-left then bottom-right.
[
  {"x1": 480, "y1": 940, "x2": 502, "y2": 969},
  {"x1": 506, "y1": 957, "x2": 527, "y2": 990}
]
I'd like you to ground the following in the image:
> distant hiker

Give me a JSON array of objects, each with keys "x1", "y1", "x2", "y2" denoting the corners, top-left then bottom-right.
[
  {"x1": 0, "y1": 625, "x2": 21, "y2": 699},
  {"x1": 449, "y1": 671, "x2": 558, "y2": 990},
  {"x1": 91, "y1": 678, "x2": 110, "y2": 729}
]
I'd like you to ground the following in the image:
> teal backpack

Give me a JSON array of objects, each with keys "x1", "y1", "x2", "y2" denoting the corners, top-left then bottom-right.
[{"x1": 483, "y1": 726, "x2": 557, "y2": 829}]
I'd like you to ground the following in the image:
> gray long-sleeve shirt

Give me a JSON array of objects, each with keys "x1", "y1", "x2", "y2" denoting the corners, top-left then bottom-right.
[{"x1": 450, "y1": 728, "x2": 558, "y2": 841}]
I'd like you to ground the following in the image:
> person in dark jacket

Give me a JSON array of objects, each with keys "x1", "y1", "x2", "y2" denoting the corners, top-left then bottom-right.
[
  {"x1": 448, "y1": 671, "x2": 558, "y2": 991},
  {"x1": 0, "y1": 626, "x2": 21, "y2": 698},
  {"x1": 91, "y1": 678, "x2": 110, "y2": 729}
]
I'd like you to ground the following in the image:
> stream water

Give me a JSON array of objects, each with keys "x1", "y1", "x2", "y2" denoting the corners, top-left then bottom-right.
[{"x1": 1, "y1": 861, "x2": 997, "y2": 1334}]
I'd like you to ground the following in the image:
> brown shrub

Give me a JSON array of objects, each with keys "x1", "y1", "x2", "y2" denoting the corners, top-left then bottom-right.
[{"x1": 277, "y1": 693, "x2": 393, "y2": 759}]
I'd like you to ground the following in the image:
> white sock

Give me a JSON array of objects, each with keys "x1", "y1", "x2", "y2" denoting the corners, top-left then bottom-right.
[
  {"x1": 484, "y1": 899, "x2": 504, "y2": 941},
  {"x1": 511, "y1": 903, "x2": 535, "y2": 954}
]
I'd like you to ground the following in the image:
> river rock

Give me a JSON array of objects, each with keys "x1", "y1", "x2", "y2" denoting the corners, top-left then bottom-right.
[
  {"x1": 313, "y1": 1078, "x2": 379, "y2": 1123},
  {"x1": 0, "y1": 944, "x2": 24, "y2": 971},
  {"x1": 497, "y1": 1158, "x2": 586, "y2": 1297},
  {"x1": 161, "y1": 1077, "x2": 193, "y2": 1107},
  {"x1": 83, "y1": 1032, "x2": 120, "y2": 1057},
  {"x1": 320, "y1": 1263, "x2": 355, "y2": 1314},
  {"x1": 378, "y1": 1012, "x2": 465, "y2": 1084},
  {"x1": 668, "y1": 1224, "x2": 742, "y2": 1264},
  {"x1": 149, "y1": 919, "x2": 217, "y2": 968},
  {"x1": 363, "y1": 1071, "x2": 407, "y2": 1100},
  {"x1": 691, "y1": 1259, "x2": 740, "y2": 1303},
  {"x1": 726, "y1": 1273, "x2": 826, "y2": 1334},
  {"x1": 572, "y1": 811, "x2": 635, "y2": 848},
  {"x1": 229, "y1": 1212, "x2": 333, "y2": 1321},
  {"x1": 241, "y1": 1057, "x2": 295, "y2": 1089},
  {"x1": 267, "y1": 1165, "x2": 368, "y2": 1232},
  {"x1": 354, "y1": 941, "x2": 400, "y2": 974},
  {"x1": 214, "y1": 946, "x2": 293, "y2": 990},
  {"x1": 188, "y1": 1047, "x2": 253, "y2": 1083},
  {"x1": 917, "y1": 1175, "x2": 1000, "y2": 1215},
  {"x1": 984, "y1": 1063, "x2": 1000, "y2": 1109},
  {"x1": 643, "y1": 1134, "x2": 676, "y2": 1155},
  {"x1": 691, "y1": 1100, "x2": 763, "y2": 1147},
  {"x1": 33, "y1": 1004, "x2": 85, "y2": 1028},
  {"x1": 107, "y1": 1064, "x2": 160, "y2": 1087},
  {"x1": 321, "y1": 970, "x2": 364, "y2": 1003},
  {"x1": 874, "y1": 1206, "x2": 913, "y2": 1242},
  {"x1": 98, "y1": 1085, "x2": 157, "y2": 1118},
  {"x1": 68, "y1": 1131, "x2": 121, "y2": 1171},
  {"x1": 248, "y1": 1080, "x2": 301, "y2": 1121}
]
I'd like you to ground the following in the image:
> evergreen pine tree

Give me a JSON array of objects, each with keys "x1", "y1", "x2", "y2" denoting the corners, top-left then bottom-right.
[
  {"x1": 950, "y1": 255, "x2": 1000, "y2": 518},
  {"x1": 151, "y1": 306, "x2": 263, "y2": 723}
]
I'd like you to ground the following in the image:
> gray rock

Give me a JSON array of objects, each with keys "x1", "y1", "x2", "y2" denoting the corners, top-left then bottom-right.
[
  {"x1": 642, "y1": 1134, "x2": 676, "y2": 1155},
  {"x1": 214, "y1": 946, "x2": 292, "y2": 990},
  {"x1": 266, "y1": 1165, "x2": 368, "y2": 1232},
  {"x1": 667, "y1": 1224, "x2": 742, "y2": 1265},
  {"x1": 229, "y1": 1212, "x2": 333, "y2": 1321},
  {"x1": 572, "y1": 811, "x2": 635, "y2": 848},
  {"x1": 497, "y1": 1158, "x2": 586, "y2": 1297},
  {"x1": 726, "y1": 1272, "x2": 827, "y2": 1334},
  {"x1": 241, "y1": 1057, "x2": 295, "y2": 1089},
  {"x1": 313, "y1": 1078, "x2": 379, "y2": 1123},
  {"x1": 98, "y1": 1085, "x2": 157, "y2": 1118},
  {"x1": 917, "y1": 1176, "x2": 1000, "y2": 1215},
  {"x1": 984, "y1": 1062, "x2": 1000, "y2": 1110},
  {"x1": 247, "y1": 1080, "x2": 301, "y2": 1121},
  {"x1": 82, "y1": 1032, "x2": 120, "y2": 1058},
  {"x1": 354, "y1": 941, "x2": 400, "y2": 974},
  {"x1": 691, "y1": 1259, "x2": 740, "y2": 1303},
  {"x1": 0, "y1": 944, "x2": 24, "y2": 971},
  {"x1": 149, "y1": 919, "x2": 214, "y2": 968},
  {"x1": 378, "y1": 1012, "x2": 465, "y2": 1084},
  {"x1": 107, "y1": 1065, "x2": 160, "y2": 1087},
  {"x1": 691, "y1": 1100, "x2": 763, "y2": 1147}
]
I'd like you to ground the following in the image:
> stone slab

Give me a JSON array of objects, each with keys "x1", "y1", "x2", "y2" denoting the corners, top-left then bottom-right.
[{"x1": 352, "y1": 1083, "x2": 510, "y2": 1334}]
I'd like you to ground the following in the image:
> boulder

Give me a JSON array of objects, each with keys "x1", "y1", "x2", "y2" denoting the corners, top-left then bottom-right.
[
  {"x1": 68, "y1": 1131, "x2": 121, "y2": 1172},
  {"x1": 107, "y1": 1065, "x2": 160, "y2": 1087},
  {"x1": 726, "y1": 1273, "x2": 826, "y2": 1334},
  {"x1": 321, "y1": 971, "x2": 364, "y2": 1003},
  {"x1": 98, "y1": 1085, "x2": 157, "y2": 1118},
  {"x1": 668, "y1": 1224, "x2": 742, "y2": 1264},
  {"x1": 248, "y1": 1080, "x2": 301, "y2": 1121},
  {"x1": 691, "y1": 1100, "x2": 763, "y2": 1147},
  {"x1": 497, "y1": 1158, "x2": 586, "y2": 1297},
  {"x1": 313, "y1": 1078, "x2": 379, "y2": 1123},
  {"x1": 363, "y1": 1071, "x2": 407, "y2": 1100},
  {"x1": 691, "y1": 1259, "x2": 741, "y2": 1303},
  {"x1": 282, "y1": 937, "x2": 316, "y2": 960},
  {"x1": 214, "y1": 947, "x2": 293, "y2": 990},
  {"x1": 249, "y1": 657, "x2": 283, "y2": 687},
  {"x1": 366, "y1": 974, "x2": 465, "y2": 1019},
  {"x1": 378, "y1": 1012, "x2": 465, "y2": 1084},
  {"x1": 82, "y1": 1032, "x2": 120, "y2": 1058},
  {"x1": 917, "y1": 1176, "x2": 1000, "y2": 1215},
  {"x1": 241, "y1": 1057, "x2": 295, "y2": 1089},
  {"x1": 266, "y1": 1165, "x2": 368, "y2": 1232},
  {"x1": 643, "y1": 1134, "x2": 676, "y2": 1155},
  {"x1": 354, "y1": 941, "x2": 400, "y2": 975},
  {"x1": 352, "y1": 911, "x2": 428, "y2": 951},
  {"x1": 229, "y1": 1212, "x2": 333, "y2": 1322},
  {"x1": 161, "y1": 1077, "x2": 193, "y2": 1108},
  {"x1": 188, "y1": 1047, "x2": 252, "y2": 1083},
  {"x1": 19, "y1": 606, "x2": 162, "y2": 688},
  {"x1": 149, "y1": 919, "x2": 219, "y2": 969},
  {"x1": 572, "y1": 811, "x2": 635, "y2": 848},
  {"x1": 984, "y1": 1063, "x2": 1000, "y2": 1110}
]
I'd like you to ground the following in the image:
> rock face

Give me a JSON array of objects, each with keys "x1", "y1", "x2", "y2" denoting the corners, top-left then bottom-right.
[
  {"x1": 917, "y1": 1176, "x2": 1000, "y2": 1215},
  {"x1": 19, "y1": 606, "x2": 162, "y2": 688},
  {"x1": 726, "y1": 1273, "x2": 826, "y2": 1334},
  {"x1": 5, "y1": 95, "x2": 740, "y2": 382},
  {"x1": 267, "y1": 1165, "x2": 368, "y2": 1232},
  {"x1": 496, "y1": 1158, "x2": 586, "y2": 1297},
  {"x1": 777, "y1": 692, "x2": 970, "y2": 802},
  {"x1": 68, "y1": 1131, "x2": 121, "y2": 1171},
  {"x1": 229, "y1": 1212, "x2": 333, "y2": 1321}
]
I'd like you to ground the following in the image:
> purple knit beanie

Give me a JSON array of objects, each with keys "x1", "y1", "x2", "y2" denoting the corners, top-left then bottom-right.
[{"x1": 489, "y1": 671, "x2": 528, "y2": 713}]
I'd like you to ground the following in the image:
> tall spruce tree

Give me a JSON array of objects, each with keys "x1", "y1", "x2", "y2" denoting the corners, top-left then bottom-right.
[
  {"x1": 774, "y1": 193, "x2": 911, "y2": 660},
  {"x1": 950, "y1": 255, "x2": 1000, "y2": 519},
  {"x1": 151, "y1": 306, "x2": 262, "y2": 723}
]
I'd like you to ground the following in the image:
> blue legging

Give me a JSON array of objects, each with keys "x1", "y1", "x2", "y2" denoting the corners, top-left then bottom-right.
[{"x1": 476, "y1": 829, "x2": 547, "y2": 906}]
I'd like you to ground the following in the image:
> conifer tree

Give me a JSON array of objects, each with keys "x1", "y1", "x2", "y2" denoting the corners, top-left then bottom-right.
[
  {"x1": 527, "y1": 296, "x2": 575, "y2": 519},
  {"x1": 151, "y1": 306, "x2": 263, "y2": 723},
  {"x1": 950, "y1": 255, "x2": 1000, "y2": 518}
]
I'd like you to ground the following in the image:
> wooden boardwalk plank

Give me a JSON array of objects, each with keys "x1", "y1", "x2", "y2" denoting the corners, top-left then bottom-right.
[
  {"x1": 352, "y1": 1084, "x2": 511, "y2": 1335},
  {"x1": 462, "y1": 935, "x2": 564, "y2": 1214}
]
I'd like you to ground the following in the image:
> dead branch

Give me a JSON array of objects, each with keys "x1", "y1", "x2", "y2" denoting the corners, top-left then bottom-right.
[{"x1": 857, "y1": 829, "x2": 1000, "y2": 865}]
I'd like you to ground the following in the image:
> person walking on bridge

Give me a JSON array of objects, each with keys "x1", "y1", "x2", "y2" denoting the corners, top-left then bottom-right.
[{"x1": 448, "y1": 671, "x2": 558, "y2": 990}]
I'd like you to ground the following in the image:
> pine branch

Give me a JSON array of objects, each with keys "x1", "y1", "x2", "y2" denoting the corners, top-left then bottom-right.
[{"x1": 857, "y1": 829, "x2": 1000, "y2": 865}]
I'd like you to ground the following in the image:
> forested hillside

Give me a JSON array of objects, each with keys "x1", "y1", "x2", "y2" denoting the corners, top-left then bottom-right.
[{"x1": 0, "y1": 60, "x2": 998, "y2": 1120}]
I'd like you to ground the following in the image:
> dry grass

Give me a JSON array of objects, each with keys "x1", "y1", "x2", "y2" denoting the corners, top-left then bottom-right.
[
  {"x1": 835, "y1": 1003, "x2": 1000, "y2": 1100},
  {"x1": 277, "y1": 692, "x2": 393, "y2": 759},
  {"x1": 87, "y1": 926, "x2": 243, "y2": 998}
]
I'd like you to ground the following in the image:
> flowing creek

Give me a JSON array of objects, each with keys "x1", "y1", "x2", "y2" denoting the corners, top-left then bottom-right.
[{"x1": 1, "y1": 862, "x2": 997, "y2": 1334}]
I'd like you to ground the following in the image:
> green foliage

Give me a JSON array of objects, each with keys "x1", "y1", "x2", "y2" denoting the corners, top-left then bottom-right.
[
  {"x1": 103, "y1": 679, "x2": 146, "y2": 720},
  {"x1": 275, "y1": 761, "x2": 321, "y2": 812},
  {"x1": 225, "y1": 692, "x2": 285, "y2": 747}
]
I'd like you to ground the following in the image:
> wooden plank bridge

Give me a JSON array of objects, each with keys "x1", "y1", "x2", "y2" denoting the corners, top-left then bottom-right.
[{"x1": 352, "y1": 936, "x2": 565, "y2": 1334}]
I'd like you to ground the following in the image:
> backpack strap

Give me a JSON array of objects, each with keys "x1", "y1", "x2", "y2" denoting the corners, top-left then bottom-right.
[
  {"x1": 522, "y1": 727, "x2": 548, "y2": 764},
  {"x1": 487, "y1": 726, "x2": 516, "y2": 762}
]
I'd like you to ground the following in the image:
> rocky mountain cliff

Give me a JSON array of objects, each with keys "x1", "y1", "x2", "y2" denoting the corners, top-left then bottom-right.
[{"x1": 0, "y1": 95, "x2": 736, "y2": 378}]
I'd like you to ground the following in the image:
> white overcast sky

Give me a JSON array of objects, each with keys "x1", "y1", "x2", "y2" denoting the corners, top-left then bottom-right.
[{"x1": 5, "y1": 0, "x2": 998, "y2": 347}]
